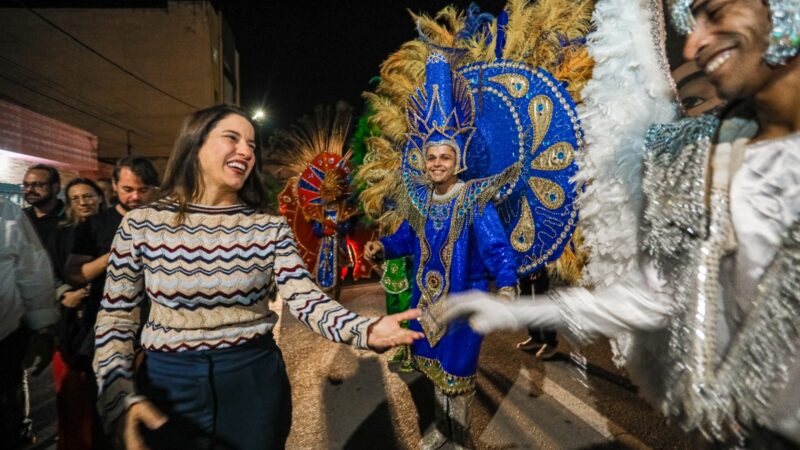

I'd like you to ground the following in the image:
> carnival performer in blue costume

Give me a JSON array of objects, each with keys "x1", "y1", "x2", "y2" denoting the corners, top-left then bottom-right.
[
  {"x1": 365, "y1": 52, "x2": 519, "y2": 450},
  {"x1": 359, "y1": 2, "x2": 591, "y2": 446}
]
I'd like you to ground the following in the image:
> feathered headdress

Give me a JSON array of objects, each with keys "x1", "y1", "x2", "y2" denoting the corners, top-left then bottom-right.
[
  {"x1": 406, "y1": 51, "x2": 475, "y2": 174},
  {"x1": 270, "y1": 101, "x2": 356, "y2": 222},
  {"x1": 357, "y1": 0, "x2": 595, "y2": 281}
]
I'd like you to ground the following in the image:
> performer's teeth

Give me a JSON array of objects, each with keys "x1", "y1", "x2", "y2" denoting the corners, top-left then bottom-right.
[{"x1": 705, "y1": 50, "x2": 732, "y2": 74}]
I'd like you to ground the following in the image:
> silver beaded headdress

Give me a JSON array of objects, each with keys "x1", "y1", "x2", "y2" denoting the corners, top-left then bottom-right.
[{"x1": 669, "y1": 0, "x2": 800, "y2": 65}]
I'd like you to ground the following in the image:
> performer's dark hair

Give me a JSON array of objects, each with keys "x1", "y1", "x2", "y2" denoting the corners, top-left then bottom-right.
[{"x1": 159, "y1": 104, "x2": 267, "y2": 221}]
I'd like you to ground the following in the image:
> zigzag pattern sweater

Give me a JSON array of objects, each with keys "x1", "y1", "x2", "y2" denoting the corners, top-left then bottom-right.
[{"x1": 93, "y1": 202, "x2": 376, "y2": 426}]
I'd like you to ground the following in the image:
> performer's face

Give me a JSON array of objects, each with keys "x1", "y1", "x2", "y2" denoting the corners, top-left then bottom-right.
[
  {"x1": 682, "y1": 0, "x2": 774, "y2": 101},
  {"x1": 197, "y1": 114, "x2": 256, "y2": 195},
  {"x1": 425, "y1": 144, "x2": 458, "y2": 186},
  {"x1": 672, "y1": 60, "x2": 726, "y2": 116}
]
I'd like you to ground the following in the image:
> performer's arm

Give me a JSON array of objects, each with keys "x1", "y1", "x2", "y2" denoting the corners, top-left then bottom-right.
[
  {"x1": 93, "y1": 215, "x2": 146, "y2": 430},
  {"x1": 11, "y1": 205, "x2": 58, "y2": 377},
  {"x1": 379, "y1": 221, "x2": 416, "y2": 260},
  {"x1": 445, "y1": 256, "x2": 671, "y2": 341},
  {"x1": 542, "y1": 260, "x2": 671, "y2": 342},
  {"x1": 11, "y1": 205, "x2": 59, "y2": 332},
  {"x1": 65, "y1": 219, "x2": 109, "y2": 286},
  {"x1": 474, "y1": 202, "x2": 519, "y2": 297}
]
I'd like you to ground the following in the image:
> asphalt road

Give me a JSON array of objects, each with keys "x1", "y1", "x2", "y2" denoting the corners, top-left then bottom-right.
[
  {"x1": 24, "y1": 282, "x2": 696, "y2": 449},
  {"x1": 280, "y1": 283, "x2": 695, "y2": 449}
]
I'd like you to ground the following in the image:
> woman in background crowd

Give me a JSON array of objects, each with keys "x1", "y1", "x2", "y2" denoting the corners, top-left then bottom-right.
[{"x1": 52, "y1": 178, "x2": 106, "y2": 450}]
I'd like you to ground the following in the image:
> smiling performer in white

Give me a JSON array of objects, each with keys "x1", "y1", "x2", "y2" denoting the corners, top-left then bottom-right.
[{"x1": 446, "y1": 0, "x2": 800, "y2": 447}]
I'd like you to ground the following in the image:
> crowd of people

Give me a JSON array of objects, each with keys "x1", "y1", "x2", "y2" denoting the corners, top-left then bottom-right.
[
  {"x1": 2, "y1": 104, "x2": 423, "y2": 450},
  {"x1": 3, "y1": 156, "x2": 163, "y2": 449},
  {"x1": 1, "y1": 0, "x2": 799, "y2": 449}
]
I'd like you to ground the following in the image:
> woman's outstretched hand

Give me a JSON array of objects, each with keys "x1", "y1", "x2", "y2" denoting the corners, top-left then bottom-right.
[
  {"x1": 367, "y1": 309, "x2": 425, "y2": 352},
  {"x1": 118, "y1": 400, "x2": 168, "y2": 450},
  {"x1": 442, "y1": 290, "x2": 562, "y2": 334}
]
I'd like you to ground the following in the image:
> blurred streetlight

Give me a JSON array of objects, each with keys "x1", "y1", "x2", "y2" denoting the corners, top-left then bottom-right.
[{"x1": 252, "y1": 109, "x2": 267, "y2": 123}]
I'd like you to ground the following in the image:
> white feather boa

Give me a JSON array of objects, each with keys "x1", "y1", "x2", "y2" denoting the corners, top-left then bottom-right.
[
  {"x1": 572, "y1": 0, "x2": 678, "y2": 370},
  {"x1": 575, "y1": 0, "x2": 677, "y2": 289}
]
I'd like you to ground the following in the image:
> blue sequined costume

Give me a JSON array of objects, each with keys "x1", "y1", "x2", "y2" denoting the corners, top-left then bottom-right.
[
  {"x1": 381, "y1": 183, "x2": 518, "y2": 393},
  {"x1": 358, "y1": 4, "x2": 589, "y2": 446},
  {"x1": 375, "y1": 45, "x2": 583, "y2": 393}
]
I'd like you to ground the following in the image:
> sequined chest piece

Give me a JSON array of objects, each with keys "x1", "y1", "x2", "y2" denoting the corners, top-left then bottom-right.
[{"x1": 428, "y1": 201, "x2": 452, "y2": 231}]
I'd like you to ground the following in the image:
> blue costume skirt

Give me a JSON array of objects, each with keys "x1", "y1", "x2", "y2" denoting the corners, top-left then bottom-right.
[
  {"x1": 137, "y1": 334, "x2": 292, "y2": 450},
  {"x1": 410, "y1": 313, "x2": 483, "y2": 395}
]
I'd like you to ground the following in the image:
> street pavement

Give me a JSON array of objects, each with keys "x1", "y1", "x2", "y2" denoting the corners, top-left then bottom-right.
[
  {"x1": 281, "y1": 283, "x2": 695, "y2": 449},
  {"x1": 25, "y1": 282, "x2": 696, "y2": 449}
]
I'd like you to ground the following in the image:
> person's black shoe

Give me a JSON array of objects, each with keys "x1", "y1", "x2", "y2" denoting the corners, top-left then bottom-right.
[
  {"x1": 516, "y1": 337, "x2": 543, "y2": 352},
  {"x1": 534, "y1": 342, "x2": 558, "y2": 360},
  {"x1": 516, "y1": 337, "x2": 559, "y2": 360}
]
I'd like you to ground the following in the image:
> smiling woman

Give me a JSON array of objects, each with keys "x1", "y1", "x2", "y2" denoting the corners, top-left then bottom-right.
[
  {"x1": 158, "y1": 105, "x2": 268, "y2": 220},
  {"x1": 195, "y1": 115, "x2": 257, "y2": 204},
  {"x1": 91, "y1": 104, "x2": 424, "y2": 450}
]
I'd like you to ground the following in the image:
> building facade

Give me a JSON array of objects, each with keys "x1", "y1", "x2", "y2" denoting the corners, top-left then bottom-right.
[{"x1": 0, "y1": 0, "x2": 240, "y2": 189}]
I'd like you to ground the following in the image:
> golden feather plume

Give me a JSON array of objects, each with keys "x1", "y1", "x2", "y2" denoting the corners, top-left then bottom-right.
[
  {"x1": 363, "y1": 94, "x2": 407, "y2": 144},
  {"x1": 463, "y1": 20, "x2": 498, "y2": 63},
  {"x1": 500, "y1": 0, "x2": 535, "y2": 60},
  {"x1": 359, "y1": 0, "x2": 597, "y2": 276},
  {"x1": 555, "y1": 47, "x2": 594, "y2": 101},
  {"x1": 433, "y1": 6, "x2": 465, "y2": 36},
  {"x1": 268, "y1": 101, "x2": 354, "y2": 183},
  {"x1": 355, "y1": 165, "x2": 400, "y2": 219},
  {"x1": 547, "y1": 226, "x2": 588, "y2": 284},
  {"x1": 476, "y1": 0, "x2": 594, "y2": 74},
  {"x1": 410, "y1": 10, "x2": 457, "y2": 47}
]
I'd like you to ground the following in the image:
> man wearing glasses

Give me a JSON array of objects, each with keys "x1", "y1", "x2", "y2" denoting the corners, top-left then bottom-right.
[{"x1": 22, "y1": 164, "x2": 66, "y2": 254}]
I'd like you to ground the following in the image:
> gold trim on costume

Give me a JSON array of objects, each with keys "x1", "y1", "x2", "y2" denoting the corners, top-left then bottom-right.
[
  {"x1": 413, "y1": 355, "x2": 477, "y2": 395},
  {"x1": 511, "y1": 200, "x2": 535, "y2": 252},
  {"x1": 408, "y1": 148, "x2": 424, "y2": 171},
  {"x1": 529, "y1": 95, "x2": 553, "y2": 152},
  {"x1": 531, "y1": 142, "x2": 574, "y2": 171},
  {"x1": 497, "y1": 285, "x2": 519, "y2": 301},
  {"x1": 489, "y1": 73, "x2": 529, "y2": 98},
  {"x1": 528, "y1": 177, "x2": 565, "y2": 210}
]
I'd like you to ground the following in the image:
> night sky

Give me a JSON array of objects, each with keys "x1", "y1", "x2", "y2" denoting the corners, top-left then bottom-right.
[{"x1": 214, "y1": 0, "x2": 507, "y2": 133}]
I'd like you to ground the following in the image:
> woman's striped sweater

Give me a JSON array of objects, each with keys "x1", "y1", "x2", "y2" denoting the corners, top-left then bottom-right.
[{"x1": 92, "y1": 202, "x2": 376, "y2": 426}]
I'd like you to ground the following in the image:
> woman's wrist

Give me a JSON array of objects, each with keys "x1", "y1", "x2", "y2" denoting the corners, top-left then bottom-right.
[{"x1": 124, "y1": 394, "x2": 147, "y2": 411}]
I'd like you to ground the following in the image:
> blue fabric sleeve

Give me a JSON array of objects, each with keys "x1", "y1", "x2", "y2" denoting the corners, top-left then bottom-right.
[
  {"x1": 379, "y1": 221, "x2": 416, "y2": 259},
  {"x1": 474, "y1": 202, "x2": 518, "y2": 288}
]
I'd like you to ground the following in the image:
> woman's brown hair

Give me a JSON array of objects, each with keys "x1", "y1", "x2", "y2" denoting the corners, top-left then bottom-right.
[{"x1": 159, "y1": 104, "x2": 268, "y2": 221}]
